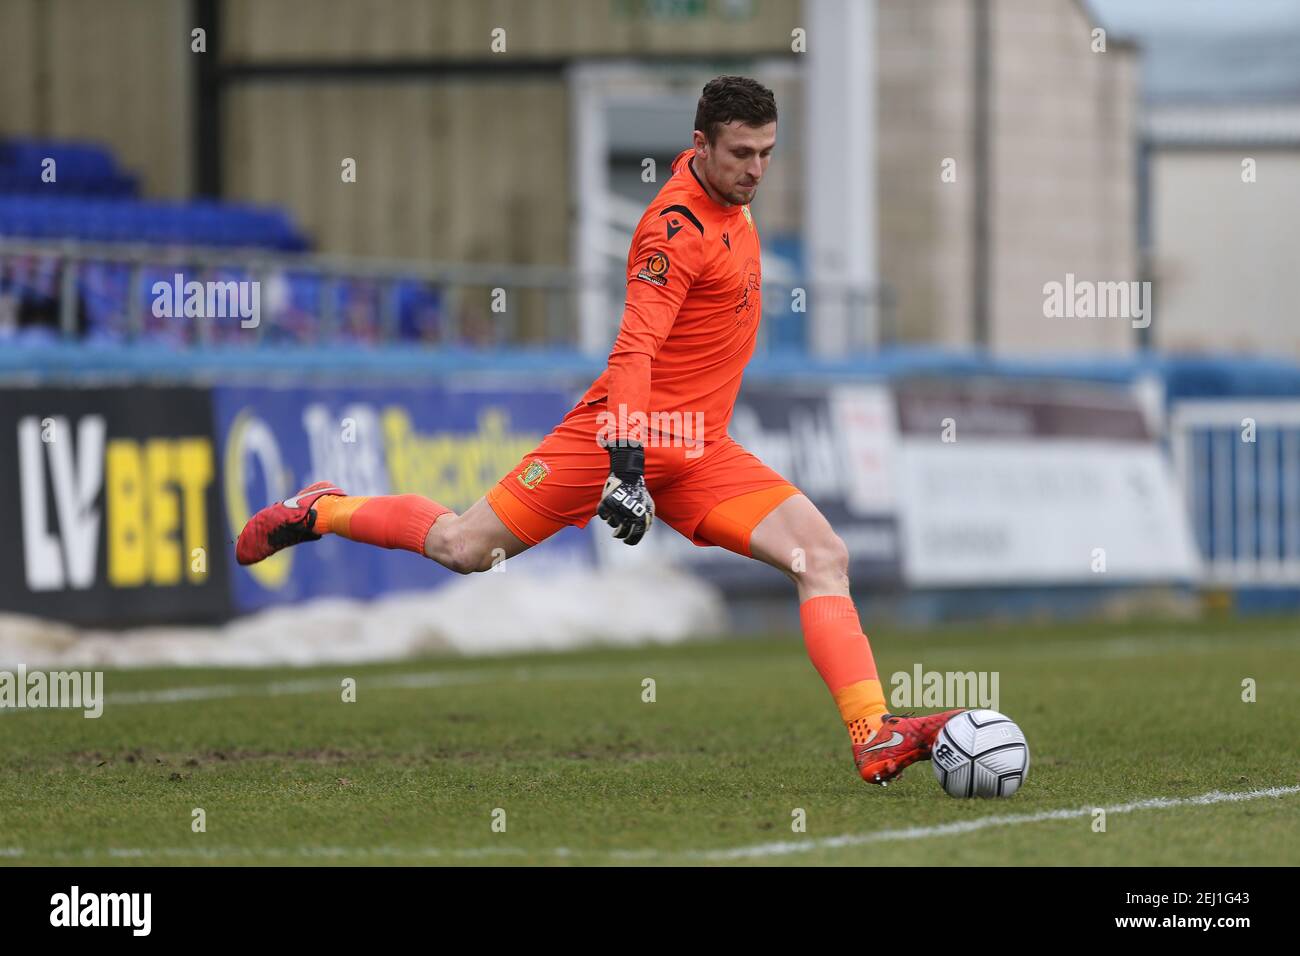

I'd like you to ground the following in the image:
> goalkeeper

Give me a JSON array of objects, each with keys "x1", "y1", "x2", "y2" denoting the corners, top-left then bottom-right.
[{"x1": 237, "y1": 76, "x2": 961, "y2": 786}]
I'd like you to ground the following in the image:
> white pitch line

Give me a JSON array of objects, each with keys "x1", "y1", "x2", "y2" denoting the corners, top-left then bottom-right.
[
  {"x1": 681, "y1": 784, "x2": 1300, "y2": 861},
  {"x1": 0, "y1": 661, "x2": 707, "y2": 714},
  {"x1": 104, "y1": 670, "x2": 496, "y2": 706},
  {"x1": 2, "y1": 785, "x2": 1296, "y2": 863},
  {"x1": 93, "y1": 663, "x2": 687, "y2": 707},
  {"x1": 0, "y1": 669, "x2": 501, "y2": 711}
]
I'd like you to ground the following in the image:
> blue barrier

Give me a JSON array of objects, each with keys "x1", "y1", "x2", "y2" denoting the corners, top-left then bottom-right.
[{"x1": 6, "y1": 343, "x2": 1300, "y2": 400}]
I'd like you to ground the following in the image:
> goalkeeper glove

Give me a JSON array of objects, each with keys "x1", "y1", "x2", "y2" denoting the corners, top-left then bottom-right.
[{"x1": 597, "y1": 440, "x2": 654, "y2": 545}]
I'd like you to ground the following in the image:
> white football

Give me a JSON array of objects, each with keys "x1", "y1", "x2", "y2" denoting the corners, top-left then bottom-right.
[{"x1": 931, "y1": 709, "x2": 1030, "y2": 798}]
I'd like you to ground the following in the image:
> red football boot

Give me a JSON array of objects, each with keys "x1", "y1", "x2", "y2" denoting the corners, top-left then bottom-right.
[
  {"x1": 854, "y1": 709, "x2": 966, "y2": 786},
  {"x1": 235, "y1": 480, "x2": 345, "y2": 566}
]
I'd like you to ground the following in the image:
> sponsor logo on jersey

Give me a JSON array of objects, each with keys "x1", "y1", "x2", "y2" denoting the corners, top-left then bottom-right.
[{"x1": 636, "y1": 251, "x2": 671, "y2": 287}]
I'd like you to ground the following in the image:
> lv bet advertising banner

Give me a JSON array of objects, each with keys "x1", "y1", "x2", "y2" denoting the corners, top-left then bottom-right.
[
  {"x1": 1, "y1": 383, "x2": 590, "y2": 625},
  {"x1": 0, "y1": 387, "x2": 229, "y2": 625}
]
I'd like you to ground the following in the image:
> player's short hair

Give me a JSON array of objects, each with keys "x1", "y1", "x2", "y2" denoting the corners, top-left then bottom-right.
[{"x1": 694, "y1": 76, "x2": 777, "y2": 144}]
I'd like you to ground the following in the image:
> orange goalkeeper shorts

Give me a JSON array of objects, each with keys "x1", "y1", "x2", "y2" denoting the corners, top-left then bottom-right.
[{"x1": 486, "y1": 400, "x2": 800, "y2": 557}]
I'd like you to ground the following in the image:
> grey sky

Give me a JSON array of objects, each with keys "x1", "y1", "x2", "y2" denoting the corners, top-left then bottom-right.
[
  {"x1": 1086, "y1": 0, "x2": 1300, "y2": 101},
  {"x1": 1089, "y1": 0, "x2": 1300, "y2": 35}
]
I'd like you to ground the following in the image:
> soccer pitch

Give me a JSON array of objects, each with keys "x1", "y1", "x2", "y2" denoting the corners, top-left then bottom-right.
[{"x1": 2, "y1": 616, "x2": 1297, "y2": 866}]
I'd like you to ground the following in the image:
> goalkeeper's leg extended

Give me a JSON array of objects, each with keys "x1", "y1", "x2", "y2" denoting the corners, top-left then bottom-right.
[
  {"x1": 235, "y1": 479, "x2": 531, "y2": 574},
  {"x1": 732, "y1": 492, "x2": 962, "y2": 785},
  {"x1": 237, "y1": 403, "x2": 623, "y2": 573}
]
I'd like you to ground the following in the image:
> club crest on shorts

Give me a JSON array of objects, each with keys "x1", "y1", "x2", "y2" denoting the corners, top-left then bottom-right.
[{"x1": 518, "y1": 458, "x2": 551, "y2": 490}]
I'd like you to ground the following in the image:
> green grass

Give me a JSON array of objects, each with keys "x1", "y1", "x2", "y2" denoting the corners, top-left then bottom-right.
[{"x1": 1, "y1": 615, "x2": 1297, "y2": 866}]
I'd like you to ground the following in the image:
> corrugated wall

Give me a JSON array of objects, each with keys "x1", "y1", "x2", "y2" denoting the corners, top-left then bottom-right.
[
  {"x1": 220, "y1": 0, "x2": 799, "y2": 60},
  {"x1": 223, "y1": 79, "x2": 569, "y2": 262},
  {"x1": 0, "y1": 0, "x2": 192, "y2": 197},
  {"x1": 217, "y1": 0, "x2": 798, "y2": 261}
]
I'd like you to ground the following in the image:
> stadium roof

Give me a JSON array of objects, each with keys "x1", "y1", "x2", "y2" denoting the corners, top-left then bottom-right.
[{"x1": 1145, "y1": 104, "x2": 1300, "y2": 148}]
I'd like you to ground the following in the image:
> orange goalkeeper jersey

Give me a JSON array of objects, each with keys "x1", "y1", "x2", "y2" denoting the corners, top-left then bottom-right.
[{"x1": 579, "y1": 147, "x2": 762, "y2": 444}]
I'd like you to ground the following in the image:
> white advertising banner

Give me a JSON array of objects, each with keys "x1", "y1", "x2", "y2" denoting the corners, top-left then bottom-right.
[
  {"x1": 890, "y1": 378, "x2": 1200, "y2": 586},
  {"x1": 896, "y1": 439, "x2": 1201, "y2": 585}
]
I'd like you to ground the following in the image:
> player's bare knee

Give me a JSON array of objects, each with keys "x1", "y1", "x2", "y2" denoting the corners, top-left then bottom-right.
[
  {"x1": 444, "y1": 534, "x2": 486, "y2": 575},
  {"x1": 424, "y1": 519, "x2": 477, "y2": 574},
  {"x1": 801, "y1": 532, "x2": 850, "y2": 590},
  {"x1": 458, "y1": 530, "x2": 510, "y2": 574}
]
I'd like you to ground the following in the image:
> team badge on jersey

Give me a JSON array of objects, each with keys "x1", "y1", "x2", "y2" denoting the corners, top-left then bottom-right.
[
  {"x1": 636, "y1": 251, "x2": 671, "y2": 287},
  {"x1": 518, "y1": 458, "x2": 551, "y2": 490},
  {"x1": 734, "y1": 256, "x2": 760, "y2": 326}
]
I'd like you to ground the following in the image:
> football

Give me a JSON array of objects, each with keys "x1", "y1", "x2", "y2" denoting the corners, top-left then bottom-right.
[{"x1": 932, "y1": 709, "x2": 1030, "y2": 798}]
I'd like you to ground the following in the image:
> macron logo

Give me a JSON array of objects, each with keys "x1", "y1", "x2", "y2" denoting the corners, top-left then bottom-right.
[{"x1": 50, "y1": 886, "x2": 151, "y2": 936}]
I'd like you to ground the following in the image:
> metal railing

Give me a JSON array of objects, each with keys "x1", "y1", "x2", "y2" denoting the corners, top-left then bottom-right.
[
  {"x1": 1170, "y1": 398, "x2": 1300, "y2": 585},
  {"x1": 0, "y1": 237, "x2": 893, "y2": 354},
  {"x1": 0, "y1": 239, "x2": 583, "y2": 349}
]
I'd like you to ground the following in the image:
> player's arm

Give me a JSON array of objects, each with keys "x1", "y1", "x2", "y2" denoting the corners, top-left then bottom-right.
[{"x1": 597, "y1": 210, "x2": 706, "y2": 545}]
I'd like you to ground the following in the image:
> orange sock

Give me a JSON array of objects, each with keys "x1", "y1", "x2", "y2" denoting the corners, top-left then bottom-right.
[
  {"x1": 799, "y1": 594, "x2": 889, "y2": 742},
  {"x1": 313, "y1": 494, "x2": 450, "y2": 555}
]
